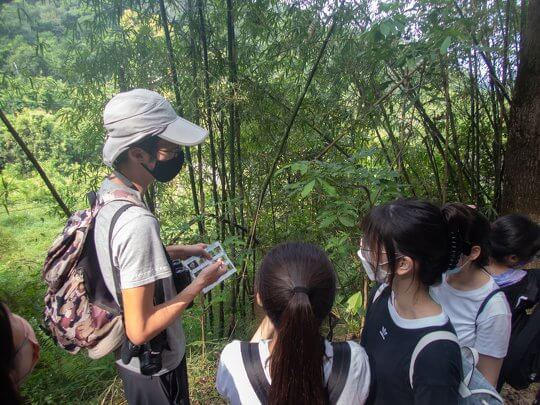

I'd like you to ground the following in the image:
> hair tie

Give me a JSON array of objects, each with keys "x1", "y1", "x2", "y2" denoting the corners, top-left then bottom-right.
[
  {"x1": 292, "y1": 286, "x2": 310, "y2": 295},
  {"x1": 447, "y1": 231, "x2": 461, "y2": 269}
]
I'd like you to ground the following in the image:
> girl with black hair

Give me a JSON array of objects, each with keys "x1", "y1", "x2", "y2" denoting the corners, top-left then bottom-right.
[
  {"x1": 0, "y1": 303, "x2": 40, "y2": 405},
  {"x1": 360, "y1": 199, "x2": 462, "y2": 404},
  {"x1": 487, "y1": 213, "x2": 540, "y2": 291},
  {"x1": 216, "y1": 242, "x2": 371, "y2": 405},
  {"x1": 431, "y1": 203, "x2": 511, "y2": 387},
  {"x1": 487, "y1": 214, "x2": 540, "y2": 390}
]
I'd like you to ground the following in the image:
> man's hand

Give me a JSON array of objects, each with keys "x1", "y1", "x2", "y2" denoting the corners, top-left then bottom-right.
[
  {"x1": 167, "y1": 243, "x2": 212, "y2": 260},
  {"x1": 193, "y1": 259, "x2": 228, "y2": 290}
]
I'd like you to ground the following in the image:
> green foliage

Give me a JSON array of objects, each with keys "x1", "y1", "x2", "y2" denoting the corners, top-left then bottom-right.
[{"x1": 0, "y1": 0, "x2": 521, "y2": 402}]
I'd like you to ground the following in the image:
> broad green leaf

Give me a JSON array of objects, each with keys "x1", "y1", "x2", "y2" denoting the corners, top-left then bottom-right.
[
  {"x1": 301, "y1": 179, "x2": 316, "y2": 197},
  {"x1": 339, "y1": 215, "x2": 357, "y2": 227},
  {"x1": 346, "y1": 291, "x2": 363, "y2": 315},
  {"x1": 319, "y1": 179, "x2": 337, "y2": 196},
  {"x1": 319, "y1": 215, "x2": 337, "y2": 228},
  {"x1": 379, "y1": 21, "x2": 392, "y2": 37},
  {"x1": 440, "y1": 36, "x2": 452, "y2": 54}
]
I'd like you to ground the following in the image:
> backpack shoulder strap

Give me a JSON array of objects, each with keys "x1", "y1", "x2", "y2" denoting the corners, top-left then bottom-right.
[
  {"x1": 525, "y1": 269, "x2": 540, "y2": 303},
  {"x1": 475, "y1": 288, "x2": 505, "y2": 325},
  {"x1": 409, "y1": 330, "x2": 459, "y2": 389},
  {"x1": 87, "y1": 191, "x2": 97, "y2": 209},
  {"x1": 371, "y1": 284, "x2": 388, "y2": 304},
  {"x1": 240, "y1": 341, "x2": 269, "y2": 404},
  {"x1": 108, "y1": 203, "x2": 137, "y2": 310},
  {"x1": 328, "y1": 342, "x2": 351, "y2": 404}
]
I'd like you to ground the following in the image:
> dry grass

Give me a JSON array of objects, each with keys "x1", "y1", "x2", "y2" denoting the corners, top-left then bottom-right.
[{"x1": 503, "y1": 383, "x2": 539, "y2": 404}]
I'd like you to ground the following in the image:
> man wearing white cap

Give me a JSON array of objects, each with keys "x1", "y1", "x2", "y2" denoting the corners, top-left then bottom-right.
[{"x1": 94, "y1": 89, "x2": 226, "y2": 404}]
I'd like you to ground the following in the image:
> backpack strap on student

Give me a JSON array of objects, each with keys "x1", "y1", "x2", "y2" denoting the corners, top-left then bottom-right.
[
  {"x1": 108, "y1": 203, "x2": 137, "y2": 309},
  {"x1": 409, "y1": 331, "x2": 504, "y2": 403},
  {"x1": 87, "y1": 190, "x2": 97, "y2": 209},
  {"x1": 240, "y1": 342, "x2": 270, "y2": 403},
  {"x1": 475, "y1": 288, "x2": 505, "y2": 328},
  {"x1": 408, "y1": 330, "x2": 460, "y2": 389},
  {"x1": 328, "y1": 342, "x2": 351, "y2": 403},
  {"x1": 240, "y1": 340, "x2": 352, "y2": 404}
]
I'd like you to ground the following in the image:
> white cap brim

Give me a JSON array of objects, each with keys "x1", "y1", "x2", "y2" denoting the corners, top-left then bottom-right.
[{"x1": 158, "y1": 116, "x2": 208, "y2": 146}]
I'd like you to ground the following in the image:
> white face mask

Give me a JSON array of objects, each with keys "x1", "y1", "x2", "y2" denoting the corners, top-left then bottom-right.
[{"x1": 357, "y1": 249, "x2": 390, "y2": 284}]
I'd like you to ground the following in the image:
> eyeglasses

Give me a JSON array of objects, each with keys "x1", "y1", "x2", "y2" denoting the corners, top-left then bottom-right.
[
  {"x1": 357, "y1": 248, "x2": 391, "y2": 266},
  {"x1": 357, "y1": 239, "x2": 403, "y2": 265},
  {"x1": 157, "y1": 147, "x2": 181, "y2": 159}
]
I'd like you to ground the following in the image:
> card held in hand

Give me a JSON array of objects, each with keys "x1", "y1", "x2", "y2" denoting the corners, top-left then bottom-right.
[{"x1": 181, "y1": 242, "x2": 237, "y2": 294}]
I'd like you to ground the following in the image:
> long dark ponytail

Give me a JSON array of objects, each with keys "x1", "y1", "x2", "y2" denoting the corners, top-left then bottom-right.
[
  {"x1": 0, "y1": 303, "x2": 21, "y2": 405},
  {"x1": 441, "y1": 202, "x2": 491, "y2": 267},
  {"x1": 257, "y1": 242, "x2": 336, "y2": 405}
]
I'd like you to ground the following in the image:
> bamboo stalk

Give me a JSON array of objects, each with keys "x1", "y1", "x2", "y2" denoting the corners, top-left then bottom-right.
[{"x1": 0, "y1": 109, "x2": 70, "y2": 217}]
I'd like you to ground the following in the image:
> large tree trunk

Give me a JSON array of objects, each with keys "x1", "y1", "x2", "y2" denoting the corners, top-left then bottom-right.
[{"x1": 502, "y1": 0, "x2": 540, "y2": 220}]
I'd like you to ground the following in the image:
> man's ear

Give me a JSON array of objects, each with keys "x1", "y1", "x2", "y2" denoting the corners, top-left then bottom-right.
[
  {"x1": 256, "y1": 292, "x2": 263, "y2": 307},
  {"x1": 128, "y1": 147, "x2": 153, "y2": 163},
  {"x1": 395, "y1": 256, "x2": 414, "y2": 276},
  {"x1": 469, "y1": 245, "x2": 481, "y2": 262}
]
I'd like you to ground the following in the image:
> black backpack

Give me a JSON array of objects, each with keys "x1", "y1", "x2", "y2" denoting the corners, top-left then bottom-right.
[
  {"x1": 497, "y1": 269, "x2": 540, "y2": 390},
  {"x1": 240, "y1": 341, "x2": 351, "y2": 404}
]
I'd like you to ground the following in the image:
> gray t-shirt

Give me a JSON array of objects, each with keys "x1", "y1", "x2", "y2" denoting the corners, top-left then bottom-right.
[{"x1": 94, "y1": 176, "x2": 185, "y2": 375}]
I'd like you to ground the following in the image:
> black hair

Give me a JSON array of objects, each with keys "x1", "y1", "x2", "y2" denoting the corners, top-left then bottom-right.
[
  {"x1": 0, "y1": 303, "x2": 21, "y2": 405},
  {"x1": 441, "y1": 203, "x2": 491, "y2": 267},
  {"x1": 361, "y1": 198, "x2": 457, "y2": 287},
  {"x1": 256, "y1": 242, "x2": 336, "y2": 405},
  {"x1": 113, "y1": 135, "x2": 160, "y2": 169},
  {"x1": 490, "y1": 214, "x2": 540, "y2": 264}
]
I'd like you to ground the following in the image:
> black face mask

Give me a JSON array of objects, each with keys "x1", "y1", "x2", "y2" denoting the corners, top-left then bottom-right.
[{"x1": 142, "y1": 150, "x2": 185, "y2": 183}]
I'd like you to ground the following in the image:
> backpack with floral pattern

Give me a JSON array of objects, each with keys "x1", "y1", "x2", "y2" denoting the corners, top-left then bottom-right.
[{"x1": 42, "y1": 190, "x2": 143, "y2": 359}]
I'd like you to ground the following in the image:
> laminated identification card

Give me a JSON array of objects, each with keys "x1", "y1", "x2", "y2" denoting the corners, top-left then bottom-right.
[{"x1": 181, "y1": 242, "x2": 237, "y2": 294}]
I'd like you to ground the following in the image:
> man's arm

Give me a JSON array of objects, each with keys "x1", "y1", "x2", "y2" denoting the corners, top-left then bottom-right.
[{"x1": 122, "y1": 260, "x2": 226, "y2": 345}]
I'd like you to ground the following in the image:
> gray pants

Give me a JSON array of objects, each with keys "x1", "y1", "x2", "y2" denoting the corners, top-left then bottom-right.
[{"x1": 117, "y1": 356, "x2": 190, "y2": 405}]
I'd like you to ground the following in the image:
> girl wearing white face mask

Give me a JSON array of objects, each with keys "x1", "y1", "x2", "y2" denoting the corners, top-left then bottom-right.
[
  {"x1": 430, "y1": 203, "x2": 511, "y2": 388},
  {"x1": 1, "y1": 303, "x2": 40, "y2": 404},
  {"x1": 360, "y1": 199, "x2": 462, "y2": 405}
]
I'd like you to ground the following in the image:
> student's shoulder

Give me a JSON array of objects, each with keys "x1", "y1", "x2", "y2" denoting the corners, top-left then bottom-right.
[
  {"x1": 98, "y1": 199, "x2": 153, "y2": 221},
  {"x1": 344, "y1": 341, "x2": 370, "y2": 372},
  {"x1": 336, "y1": 341, "x2": 371, "y2": 404},
  {"x1": 219, "y1": 340, "x2": 243, "y2": 364},
  {"x1": 344, "y1": 340, "x2": 367, "y2": 357},
  {"x1": 480, "y1": 282, "x2": 511, "y2": 318},
  {"x1": 414, "y1": 337, "x2": 461, "y2": 381}
]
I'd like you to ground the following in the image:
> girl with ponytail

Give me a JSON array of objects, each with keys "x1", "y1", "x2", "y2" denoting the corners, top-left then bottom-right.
[
  {"x1": 216, "y1": 242, "x2": 370, "y2": 405},
  {"x1": 359, "y1": 199, "x2": 462, "y2": 404},
  {"x1": 431, "y1": 203, "x2": 511, "y2": 387}
]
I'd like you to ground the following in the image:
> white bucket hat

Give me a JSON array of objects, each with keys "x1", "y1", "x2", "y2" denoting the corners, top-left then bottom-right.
[{"x1": 102, "y1": 89, "x2": 208, "y2": 167}]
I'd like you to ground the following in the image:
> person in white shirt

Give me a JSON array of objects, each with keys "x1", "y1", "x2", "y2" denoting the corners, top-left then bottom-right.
[
  {"x1": 216, "y1": 242, "x2": 370, "y2": 405},
  {"x1": 431, "y1": 203, "x2": 512, "y2": 387}
]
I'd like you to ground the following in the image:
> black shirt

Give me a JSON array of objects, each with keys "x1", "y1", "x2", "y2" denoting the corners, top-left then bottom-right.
[
  {"x1": 361, "y1": 286, "x2": 462, "y2": 405},
  {"x1": 499, "y1": 269, "x2": 540, "y2": 316}
]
